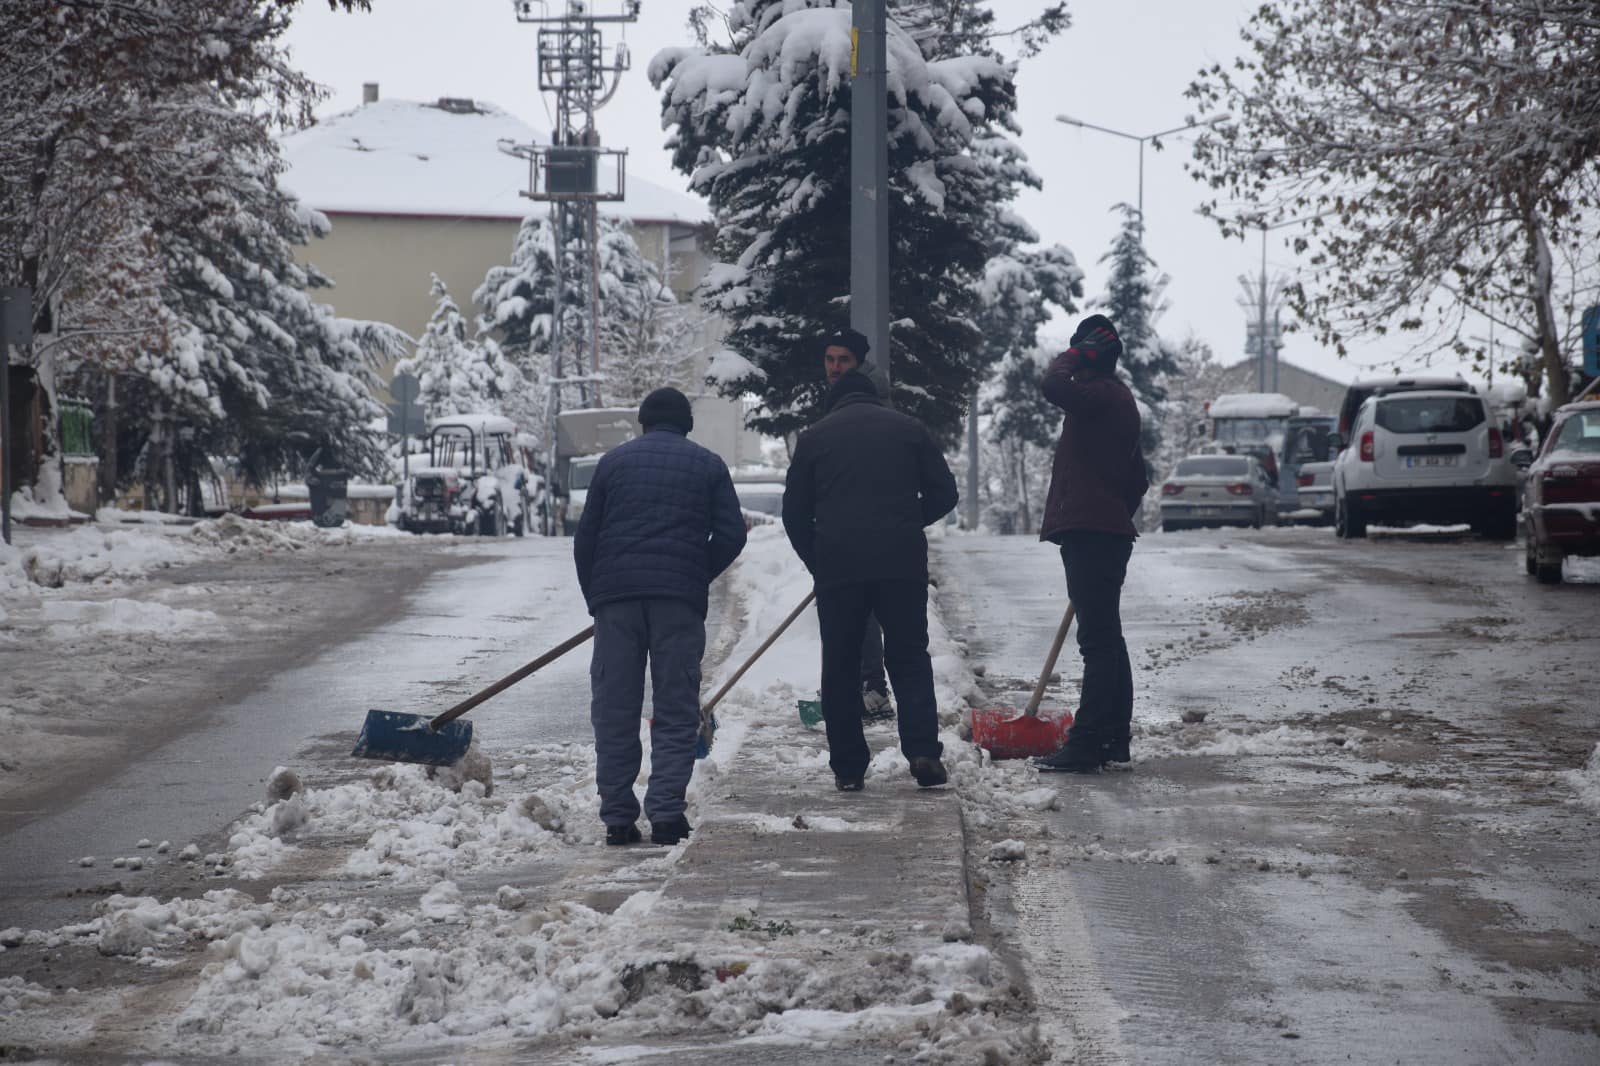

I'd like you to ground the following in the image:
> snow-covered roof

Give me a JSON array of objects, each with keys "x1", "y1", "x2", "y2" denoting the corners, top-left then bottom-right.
[
  {"x1": 279, "y1": 98, "x2": 708, "y2": 225},
  {"x1": 1208, "y1": 393, "x2": 1299, "y2": 419}
]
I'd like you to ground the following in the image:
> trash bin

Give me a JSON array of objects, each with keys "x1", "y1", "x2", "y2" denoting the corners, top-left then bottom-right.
[{"x1": 307, "y1": 465, "x2": 349, "y2": 528}]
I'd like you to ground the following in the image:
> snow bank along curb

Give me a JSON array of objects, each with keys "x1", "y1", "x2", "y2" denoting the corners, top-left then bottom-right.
[{"x1": 1, "y1": 527, "x2": 1048, "y2": 1062}]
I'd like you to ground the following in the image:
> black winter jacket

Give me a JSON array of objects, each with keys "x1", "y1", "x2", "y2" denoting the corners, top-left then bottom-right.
[
  {"x1": 782, "y1": 380, "x2": 959, "y2": 589},
  {"x1": 573, "y1": 427, "x2": 747, "y2": 617}
]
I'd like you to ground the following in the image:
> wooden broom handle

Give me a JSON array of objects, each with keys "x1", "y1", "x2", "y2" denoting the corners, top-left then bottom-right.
[
  {"x1": 703, "y1": 590, "x2": 817, "y2": 715},
  {"x1": 429, "y1": 624, "x2": 596, "y2": 730},
  {"x1": 1024, "y1": 602, "x2": 1076, "y2": 718}
]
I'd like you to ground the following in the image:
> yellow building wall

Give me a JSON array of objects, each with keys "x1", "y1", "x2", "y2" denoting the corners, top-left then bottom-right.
[{"x1": 297, "y1": 212, "x2": 706, "y2": 400}]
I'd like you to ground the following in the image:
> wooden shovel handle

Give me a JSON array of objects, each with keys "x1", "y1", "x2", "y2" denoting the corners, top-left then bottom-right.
[
  {"x1": 703, "y1": 590, "x2": 817, "y2": 715},
  {"x1": 429, "y1": 624, "x2": 596, "y2": 730},
  {"x1": 1024, "y1": 602, "x2": 1076, "y2": 718}
]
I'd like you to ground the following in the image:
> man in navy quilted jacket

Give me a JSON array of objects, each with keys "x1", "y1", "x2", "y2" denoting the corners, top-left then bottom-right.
[{"x1": 574, "y1": 387, "x2": 747, "y2": 846}]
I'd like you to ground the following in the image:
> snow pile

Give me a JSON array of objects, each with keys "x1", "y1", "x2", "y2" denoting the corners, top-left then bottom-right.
[
  {"x1": 1135, "y1": 722, "x2": 1329, "y2": 758},
  {"x1": 210, "y1": 745, "x2": 606, "y2": 882},
  {"x1": 8, "y1": 478, "x2": 83, "y2": 521},
  {"x1": 185, "y1": 512, "x2": 391, "y2": 553},
  {"x1": 35, "y1": 890, "x2": 272, "y2": 959},
  {"x1": 0, "y1": 512, "x2": 396, "y2": 595},
  {"x1": 3, "y1": 525, "x2": 199, "y2": 588},
  {"x1": 0, "y1": 975, "x2": 54, "y2": 1012},
  {"x1": 164, "y1": 885, "x2": 1026, "y2": 1060},
  {"x1": 1562, "y1": 743, "x2": 1600, "y2": 811},
  {"x1": 42, "y1": 599, "x2": 220, "y2": 639}
]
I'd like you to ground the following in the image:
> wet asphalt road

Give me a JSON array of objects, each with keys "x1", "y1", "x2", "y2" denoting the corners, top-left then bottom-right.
[
  {"x1": 936, "y1": 527, "x2": 1600, "y2": 1065},
  {"x1": 0, "y1": 537, "x2": 606, "y2": 933}
]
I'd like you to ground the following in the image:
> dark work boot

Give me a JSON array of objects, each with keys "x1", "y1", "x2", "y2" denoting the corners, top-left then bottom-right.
[
  {"x1": 1102, "y1": 737, "x2": 1132, "y2": 765},
  {"x1": 650, "y1": 816, "x2": 693, "y2": 846},
  {"x1": 1033, "y1": 744, "x2": 1102, "y2": 774},
  {"x1": 834, "y1": 774, "x2": 865, "y2": 792},
  {"x1": 605, "y1": 823, "x2": 642, "y2": 846},
  {"x1": 909, "y1": 757, "x2": 948, "y2": 788}
]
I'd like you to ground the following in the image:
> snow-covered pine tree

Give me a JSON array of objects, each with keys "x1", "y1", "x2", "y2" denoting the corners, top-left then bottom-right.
[
  {"x1": 1098, "y1": 204, "x2": 1180, "y2": 411},
  {"x1": 594, "y1": 225, "x2": 705, "y2": 406},
  {"x1": 974, "y1": 244, "x2": 1082, "y2": 532},
  {"x1": 1188, "y1": 0, "x2": 1599, "y2": 406},
  {"x1": 134, "y1": 109, "x2": 407, "y2": 487},
  {"x1": 652, "y1": 0, "x2": 1042, "y2": 439},
  {"x1": 476, "y1": 212, "x2": 674, "y2": 417},
  {"x1": 2, "y1": 0, "x2": 335, "y2": 505},
  {"x1": 399, "y1": 275, "x2": 524, "y2": 422}
]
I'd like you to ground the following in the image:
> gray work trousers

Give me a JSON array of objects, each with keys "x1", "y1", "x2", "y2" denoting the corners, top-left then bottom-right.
[{"x1": 589, "y1": 598, "x2": 705, "y2": 827}]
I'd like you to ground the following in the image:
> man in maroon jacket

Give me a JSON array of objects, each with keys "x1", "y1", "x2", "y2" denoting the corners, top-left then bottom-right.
[{"x1": 1033, "y1": 314, "x2": 1150, "y2": 773}]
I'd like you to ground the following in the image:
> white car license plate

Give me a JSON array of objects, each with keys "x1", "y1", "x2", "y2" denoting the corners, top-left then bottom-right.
[{"x1": 1405, "y1": 455, "x2": 1458, "y2": 468}]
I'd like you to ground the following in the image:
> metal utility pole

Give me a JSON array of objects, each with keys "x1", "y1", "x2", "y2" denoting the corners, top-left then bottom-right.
[
  {"x1": 850, "y1": 0, "x2": 890, "y2": 394},
  {"x1": 1238, "y1": 226, "x2": 1285, "y2": 392},
  {"x1": 506, "y1": 1, "x2": 636, "y2": 529},
  {"x1": 966, "y1": 386, "x2": 979, "y2": 529}
]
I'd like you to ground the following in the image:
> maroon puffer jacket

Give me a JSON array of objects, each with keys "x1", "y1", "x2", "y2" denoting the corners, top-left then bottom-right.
[{"x1": 1037, "y1": 355, "x2": 1149, "y2": 541}]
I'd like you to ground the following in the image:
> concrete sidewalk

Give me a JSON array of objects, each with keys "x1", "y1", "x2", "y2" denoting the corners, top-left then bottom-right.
[{"x1": 467, "y1": 718, "x2": 1039, "y2": 1066}]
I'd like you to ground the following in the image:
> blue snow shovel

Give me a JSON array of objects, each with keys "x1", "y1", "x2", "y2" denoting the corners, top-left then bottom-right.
[{"x1": 351, "y1": 625, "x2": 596, "y2": 766}]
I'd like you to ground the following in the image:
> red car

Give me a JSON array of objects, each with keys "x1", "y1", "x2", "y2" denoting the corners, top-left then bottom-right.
[{"x1": 1523, "y1": 400, "x2": 1600, "y2": 584}]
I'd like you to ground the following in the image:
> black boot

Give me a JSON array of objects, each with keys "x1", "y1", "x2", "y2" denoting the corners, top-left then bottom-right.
[
  {"x1": 1034, "y1": 744, "x2": 1102, "y2": 774},
  {"x1": 909, "y1": 756, "x2": 948, "y2": 788},
  {"x1": 1101, "y1": 737, "x2": 1131, "y2": 765},
  {"x1": 605, "y1": 823, "x2": 641, "y2": 846},
  {"x1": 650, "y1": 816, "x2": 693, "y2": 845}
]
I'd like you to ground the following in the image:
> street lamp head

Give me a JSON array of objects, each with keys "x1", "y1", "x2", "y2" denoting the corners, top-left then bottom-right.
[{"x1": 1055, "y1": 114, "x2": 1084, "y2": 128}]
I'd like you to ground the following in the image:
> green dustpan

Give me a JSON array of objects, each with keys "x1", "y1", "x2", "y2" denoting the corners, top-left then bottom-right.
[{"x1": 798, "y1": 697, "x2": 823, "y2": 729}]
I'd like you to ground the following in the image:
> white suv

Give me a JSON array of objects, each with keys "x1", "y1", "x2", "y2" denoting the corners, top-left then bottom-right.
[{"x1": 1334, "y1": 390, "x2": 1518, "y2": 539}]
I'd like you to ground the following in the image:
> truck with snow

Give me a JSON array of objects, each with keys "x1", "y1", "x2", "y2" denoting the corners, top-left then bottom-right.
[
  {"x1": 1199, "y1": 392, "x2": 1303, "y2": 521},
  {"x1": 554, "y1": 407, "x2": 640, "y2": 534},
  {"x1": 396, "y1": 414, "x2": 539, "y2": 537}
]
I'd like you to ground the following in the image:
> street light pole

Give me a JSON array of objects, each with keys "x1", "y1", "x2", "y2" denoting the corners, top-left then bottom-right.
[{"x1": 1054, "y1": 114, "x2": 1225, "y2": 221}]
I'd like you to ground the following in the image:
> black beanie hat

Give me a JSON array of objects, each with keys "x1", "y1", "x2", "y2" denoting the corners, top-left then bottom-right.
[
  {"x1": 825, "y1": 368, "x2": 879, "y2": 411},
  {"x1": 1069, "y1": 314, "x2": 1124, "y2": 368},
  {"x1": 822, "y1": 328, "x2": 871, "y2": 360},
  {"x1": 638, "y1": 387, "x2": 694, "y2": 433}
]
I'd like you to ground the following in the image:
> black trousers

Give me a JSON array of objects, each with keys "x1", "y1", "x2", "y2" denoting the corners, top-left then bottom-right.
[
  {"x1": 1058, "y1": 531, "x2": 1134, "y2": 755},
  {"x1": 816, "y1": 579, "x2": 943, "y2": 779}
]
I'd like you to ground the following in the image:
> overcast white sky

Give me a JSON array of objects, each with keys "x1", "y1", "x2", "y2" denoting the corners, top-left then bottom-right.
[{"x1": 283, "y1": 0, "x2": 1486, "y2": 390}]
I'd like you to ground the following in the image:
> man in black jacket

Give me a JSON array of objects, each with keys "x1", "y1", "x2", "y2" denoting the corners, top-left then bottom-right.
[
  {"x1": 782, "y1": 369, "x2": 960, "y2": 791},
  {"x1": 820, "y1": 329, "x2": 894, "y2": 720}
]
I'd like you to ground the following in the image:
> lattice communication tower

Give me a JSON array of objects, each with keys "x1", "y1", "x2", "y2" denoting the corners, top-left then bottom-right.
[{"x1": 503, "y1": 0, "x2": 639, "y2": 409}]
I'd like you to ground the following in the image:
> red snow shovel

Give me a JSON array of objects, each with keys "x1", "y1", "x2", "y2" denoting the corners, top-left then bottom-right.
[{"x1": 971, "y1": 602, "x2": 1076, "y2": 760}]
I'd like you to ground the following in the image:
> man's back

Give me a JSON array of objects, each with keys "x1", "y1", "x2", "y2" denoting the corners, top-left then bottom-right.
[
  {"x1": 575, "y1": 428, "x2": 745, "y2": 616},
  {"x1": 783, "y1": 377, "x2": 958, "y2": 588}
]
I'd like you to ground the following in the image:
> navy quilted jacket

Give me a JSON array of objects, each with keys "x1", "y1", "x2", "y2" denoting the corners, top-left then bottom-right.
[{"x1": 573, "y1": 427, "x2": 747, "y2": 617}]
